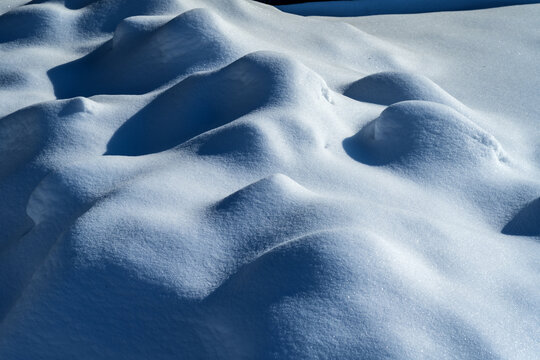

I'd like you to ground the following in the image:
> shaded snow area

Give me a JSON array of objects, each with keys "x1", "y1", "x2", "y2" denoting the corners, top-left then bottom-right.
[
  {"x1": 277, "y1": 0, "x2": 540, "y2": 16},
  {"x1": 0, "y1": 0, "x2": 539, "y2": 359}
]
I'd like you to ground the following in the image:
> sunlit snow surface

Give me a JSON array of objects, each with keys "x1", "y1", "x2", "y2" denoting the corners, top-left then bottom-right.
[{"x1": 0, "y1": 0, "x2": 539, "y2": 358}]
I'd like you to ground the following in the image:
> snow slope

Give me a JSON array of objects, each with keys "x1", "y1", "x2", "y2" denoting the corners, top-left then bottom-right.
[{"x1": 0, "y1": 0, "x2": 539, "y2": 359}]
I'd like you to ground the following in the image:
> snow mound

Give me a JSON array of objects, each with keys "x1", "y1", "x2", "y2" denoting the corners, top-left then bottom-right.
[
  {"x1": 202, "y1": 230, "x2": 400, "y2": 359},
  {"x1": 344, "y1": 71, "x2": 465, "y2": 111},
  {"x1": 215, "y1": 173, "x2": 314, "y2": 211},
  {"x1": 193, "y1": 120, "x2": 277, "y2": 163},
  {"x1": 209, "y1": 173, "x2": 338, "y2": 259},
  {"x1": 106, "y1": 51, "x2": 331, "y2": 156},
  {"x1": 49, "y1": 8, "x2": 243, "y2": 97},
  {"x1": 0, "y1": 4, "x2": 67, "y2": 45},
  {"x1": 344, "y1": 101, "x2": 506, "y2": 170}
]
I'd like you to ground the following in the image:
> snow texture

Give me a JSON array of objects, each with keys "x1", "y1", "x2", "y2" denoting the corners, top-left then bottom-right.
[{"x1": 0, "y1": 0, "x2": 539, "y2": 359}]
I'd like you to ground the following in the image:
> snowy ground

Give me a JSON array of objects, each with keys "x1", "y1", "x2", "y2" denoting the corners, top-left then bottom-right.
[{"x1": 0, "y1": 0, "x2": 539, "y2": 359}]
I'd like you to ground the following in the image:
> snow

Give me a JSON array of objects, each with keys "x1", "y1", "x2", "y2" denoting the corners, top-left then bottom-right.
[{"x1": 0, "y1": 0, "x2": 539, "y2": 359}]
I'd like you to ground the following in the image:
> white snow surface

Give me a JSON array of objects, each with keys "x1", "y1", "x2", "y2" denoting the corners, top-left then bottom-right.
[{"x1": 0, "y1": 0, "x2": 539, "y2": 359}]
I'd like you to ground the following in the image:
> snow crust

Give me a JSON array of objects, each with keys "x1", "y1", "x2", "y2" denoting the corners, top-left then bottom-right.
[{"x1": 0, "y1": 0, "x2": 539, "y2": 359}]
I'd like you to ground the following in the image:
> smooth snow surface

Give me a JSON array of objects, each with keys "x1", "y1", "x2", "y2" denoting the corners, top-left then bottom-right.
[{"x1": 1, "y1": 0, "x2": 539, "y2": 359}]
